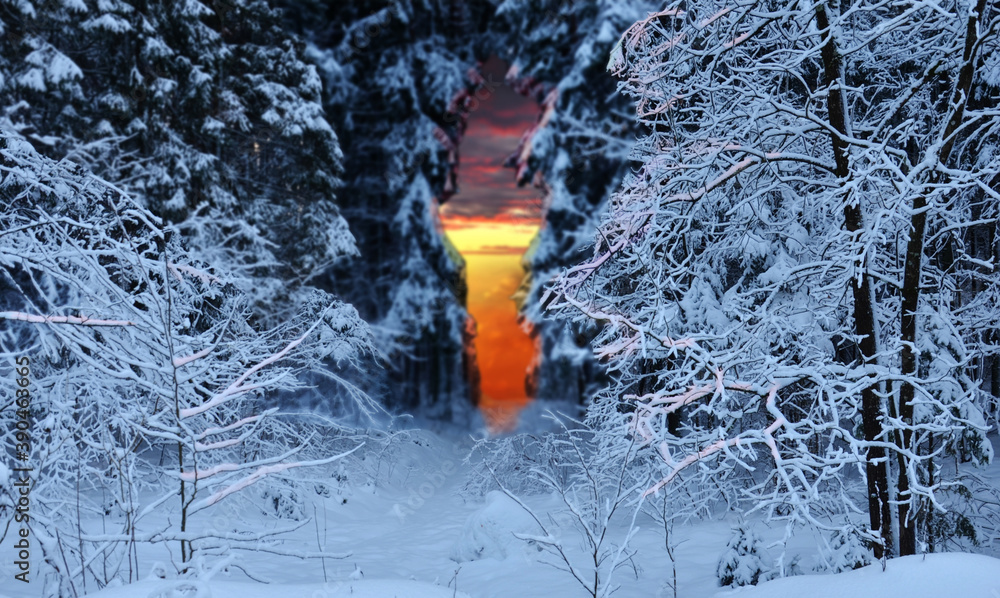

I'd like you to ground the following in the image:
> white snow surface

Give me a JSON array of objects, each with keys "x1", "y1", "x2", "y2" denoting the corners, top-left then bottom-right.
[
  {"x1": 716, "y1": 553, "x2": 1000, "y2": 598},
  {"x1": 87, "y1": 579, "x2": 471, "y2": 598},
  {"x1": 2, "y1": 429, "x2": 997, "y2": 598},
  {"x1": 451, "y1": 490, "x2": 542, "y2": 562}
]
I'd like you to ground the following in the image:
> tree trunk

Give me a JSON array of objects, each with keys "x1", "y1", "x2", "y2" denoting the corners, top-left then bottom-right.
[
  {"x1": 897, "y1": 198, "x2": 923, "y2": 555},
  {"x1": 816, "y1": 1, "x2": 891, "y2": 558},
  {"x1": 896, "y1": 0, "x2": 987, "y2": 556}
]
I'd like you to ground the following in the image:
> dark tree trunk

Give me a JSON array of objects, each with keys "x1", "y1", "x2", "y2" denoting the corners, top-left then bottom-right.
[
  {"x1": 896, "y1": 0, "x2": 986, "y2": 556},
  {"x1": 816, "y1": 2, "x2": 891, "y2": 558},
  {"x1": 897, "y1": 192, "x2": 923, "y2": 556}
]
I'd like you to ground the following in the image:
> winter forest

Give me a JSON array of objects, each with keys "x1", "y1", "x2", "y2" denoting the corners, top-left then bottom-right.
[{"x1": 1, "y1": 0, "x2": 999, "y2": 596}]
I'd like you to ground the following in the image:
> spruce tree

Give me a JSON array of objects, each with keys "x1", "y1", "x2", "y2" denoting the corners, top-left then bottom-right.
[{"x1": 0, "y1": 0, "x2": 350, "y2": 315}]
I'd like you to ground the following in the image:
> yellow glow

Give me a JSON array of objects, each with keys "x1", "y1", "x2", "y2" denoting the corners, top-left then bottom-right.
[
  {"x1": 441, "y1": 214, "x2": 539, "y2": 432},
  {"x1": 441, "y1": 216, "x2": 538, "y2": 255}
]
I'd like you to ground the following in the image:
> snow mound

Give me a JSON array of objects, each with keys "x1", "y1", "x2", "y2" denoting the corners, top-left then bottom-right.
[
  {"x1": 85, "y1": 579, "x2": 470, "y2": 598},
  {"x1": 451, "y1": 490, "x2": 541, "y2": 562},
  {"x1": 716, "y1": 553, "x2": 1000, "y2": 598}
]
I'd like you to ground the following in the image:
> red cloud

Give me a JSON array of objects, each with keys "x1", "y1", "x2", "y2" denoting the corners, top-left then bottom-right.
[
  {"x1": 463, "y1": 244, "x2": 531, "y2": 255},
  {"x1": 440, "y1": 211, "x2": 540, "y2": 228}
]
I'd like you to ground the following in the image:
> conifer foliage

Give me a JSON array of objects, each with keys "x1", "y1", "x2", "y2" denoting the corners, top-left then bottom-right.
[
  {"x1": 717, "y1": 525, "x2": 769, "y2": 587},
  {"x1": 492, "y1": 0, "x2": 661, "y2": 403},
  {"x1": 0, "y1": 0, "x2": 351, "y2": 313},
  {"x1": 272, "y1": 0, "x2": 490, "y2": 418}
]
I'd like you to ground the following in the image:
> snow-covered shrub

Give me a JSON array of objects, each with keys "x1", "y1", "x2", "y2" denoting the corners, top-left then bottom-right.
[
  {"x1": 717, "y1": 526, "x2": 770, "y2": 588},
  {"x1": 913, "y1": 477, "x2": 985, "y2": 554},
  {"x1": 821, "y1": 528, "x2": 871, "y2": 573},
  {"x1": 473, "y1": 416, "x2": 645, "y2": 598},
  {"x1": 259, "y1": 486, "x2": 305, "y2": 520},
  {"x1": 462, "y1": 432, "x2": 564, "y2": 498},
  {"x1": 0, "y1": 134, "x2": 373, "y2": 591}
]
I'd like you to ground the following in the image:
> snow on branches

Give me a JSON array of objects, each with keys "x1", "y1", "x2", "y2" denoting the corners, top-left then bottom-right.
[
  {"x1": 0, "y1": 133, "x2": 375, "y2": 586},
  {"x1": 548, "y1": 0, "x2": 1000, "y2": 558}
]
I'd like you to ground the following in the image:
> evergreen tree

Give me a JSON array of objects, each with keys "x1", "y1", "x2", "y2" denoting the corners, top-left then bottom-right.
[
  {"x1": 717, "y1": 525, "x2": 769, "y2": 587},
  {"x1": 0, "y1": 0, "x2": 350, "y2": 315},
  {"x1": 273, "y1": 0, "x2": 493, "y2": 419},
  {"x1": 823, "y1": 528, "x2": 871, "y2": 573},
  {"x1": 493, "y1": 0, "x2": 660, "y2": 404}
]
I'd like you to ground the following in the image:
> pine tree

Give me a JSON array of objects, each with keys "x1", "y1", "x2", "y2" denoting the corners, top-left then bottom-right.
[
  {"x1": 717, "y1": 525, "x2": 769, "y2": 587},
  {"x1": 823, "y1": 528, "x2": 871, "y2": 573},
  {"x1": 0, "y1": 0, "x2": 350, "y2": 315},
  {"x1": 273, "y1": 0, "x2": 494, "y2": 419},
  {"x1": 493, "y1": 0, "x2": 661, "y2": 404}
]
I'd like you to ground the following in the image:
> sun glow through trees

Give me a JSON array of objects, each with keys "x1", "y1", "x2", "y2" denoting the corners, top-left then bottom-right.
[
  {"x1": 439, "y1": 56, "x2": 542, "y2": 432},
  {"x1": 442, "y1": 216, "x2": 538, "y2": 429}
]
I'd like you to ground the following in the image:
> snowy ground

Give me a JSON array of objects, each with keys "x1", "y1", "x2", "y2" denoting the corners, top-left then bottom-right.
[
  {"x1": 716, "y1": 553, "x2": 1000, "y2": 598},
  {"x1": 2, "y1": 428, "x2": 999, "y2": 598}
]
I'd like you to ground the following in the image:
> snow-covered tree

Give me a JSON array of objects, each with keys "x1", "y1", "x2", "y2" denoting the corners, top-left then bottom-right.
[
  {"x1": 493, "y1": 0, "x2": 661, "y2": 404},
  {"x1": 0, "y1": 134, "x2": 374, "y2": 592},
  {"x1": 548, "y1": 0, "x2": 999, "y2": 559},
  {"x1": 274, "y1": 1, "x2": 670, "y2": 416},
  {"x1": 272, "y1": 0, "x2": 492, "y2": 419},
  {"x1": 821, "y1": 527, "x2": 872, "y2": 573},
  {"x1": 717, "y1": 525, "x2": 769, "y2": 587},
  {"x1": 0, "y1": 0, "x2": 351, "y2": 316}
]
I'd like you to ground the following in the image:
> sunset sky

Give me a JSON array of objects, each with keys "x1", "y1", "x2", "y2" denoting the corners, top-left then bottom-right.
[{"x1": 439, "y1": 56, "x2": 542, "y2": 425}]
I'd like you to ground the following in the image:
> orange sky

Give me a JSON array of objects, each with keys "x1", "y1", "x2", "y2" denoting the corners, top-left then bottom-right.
[
  {"x1": 441, "y1": 216, "x2": 537, "y2": 399},
  {"x1": 443, "y1": 217, "x2": 538, "y2": 431}
]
